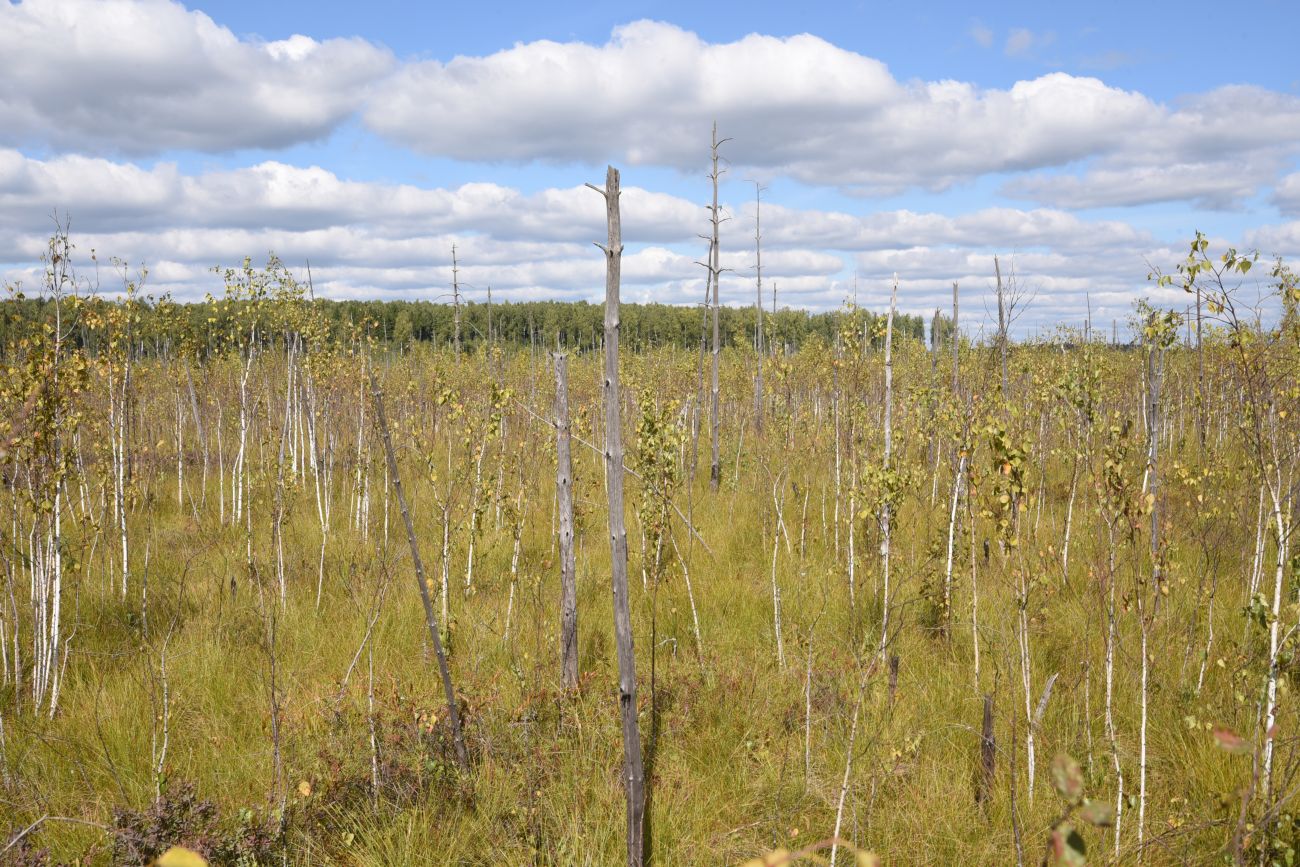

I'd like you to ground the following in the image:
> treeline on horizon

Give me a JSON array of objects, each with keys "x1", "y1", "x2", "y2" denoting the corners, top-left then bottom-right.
[{"x1": 0, "y1": 295, "x2": 942, "y2": 356}]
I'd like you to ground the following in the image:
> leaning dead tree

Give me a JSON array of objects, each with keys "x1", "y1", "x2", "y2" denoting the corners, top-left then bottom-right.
[
  {"x1": 368, "y1": 369, "x2": 469, "y2": 774},
  {"x1": 586, "y1": 165, "x2": 646, "y2": 866},
  {"x1": 554, "y1": 352, "x2": 579, "y2": 690}
]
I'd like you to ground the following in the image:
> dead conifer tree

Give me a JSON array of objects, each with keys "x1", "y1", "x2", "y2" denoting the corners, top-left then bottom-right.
[
  {"x1": 707, "y1": 123, "x2": 730, "y2": 491},
  {"x1": 586, "y1": 165, "x2": 645, "y2": 866},
  {"x1": 995, "y1": 255, "x2": 1008, "y2": 402},
  {"x1": 879, "y1": 277, "x2": 897, "y2": 658},
  {"x1": 368, "y1": 369, "x2": 469, "y2": 774},
  {"x1": 451, "y1": 244, "x2": 462, "y2": 353},
  {"x1": 951, "y1": 281, "x2": 960, "y2": 394},
  {"x1": 554, "y1": 352, "x2": 579, "y2": 690},
  {"x1": 751, "y1": 179, "x2": 765, "y2": 435}
]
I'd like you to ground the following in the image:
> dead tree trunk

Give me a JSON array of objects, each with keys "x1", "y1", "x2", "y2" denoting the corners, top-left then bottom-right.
[
  {"x1": 451, "y1": 244, "x2": 462, "y2": 354},
  {"x1": 555, "y1": 353, "x2": 579, "y2": 690},
  {"x1": 752, "y1": 180, "x2": 764, "y2": 436},
  {"x1": 708, "y1": 123, "x2": 728, "y2": 491},
  {"x1": 995, "y1": 256, "x2": 1008, "y2": 403},
  {"x1": 587, "y1": 166, "x2": 646, "y2": 866},
  {"x1": 369, "y1": 369, "x2": 469, "y2": 774},
  {"x1": 879, "y1": 277, "x2": 897, "y2": 658},
  {"x1": 951, "y1": 281, "x2": 960, "y2": 394},
  {"x1": 977, "y1": 693, "x2": 995, "y2": 805}
]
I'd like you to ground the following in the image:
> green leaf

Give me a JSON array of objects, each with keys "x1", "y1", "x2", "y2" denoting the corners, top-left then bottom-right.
[
  {"x1": 1050, "y1": 754, "x2": 1085, "y2": 804},
  {"x1": 1063, "y1": 826, "x2": 1087, "y2": 866},
  {"x1": 1049, "y1": 822, "x2": 1087, "y2": 866}
]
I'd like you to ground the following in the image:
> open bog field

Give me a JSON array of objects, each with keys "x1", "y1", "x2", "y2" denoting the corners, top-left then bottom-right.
[{"x1": 1, "y1": 240, "x2": 1298, "y2": 866}]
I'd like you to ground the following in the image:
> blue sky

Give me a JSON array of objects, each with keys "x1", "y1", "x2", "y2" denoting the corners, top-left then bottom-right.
[{"x1": 2, "y1": 0, "x2": 1298, "y2": 334}]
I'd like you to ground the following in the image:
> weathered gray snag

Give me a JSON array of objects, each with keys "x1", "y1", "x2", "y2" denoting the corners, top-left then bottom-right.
[
  {"x1": 368, "y1": 369, "x2": 469, "y2": 774},
  {"x1": 879, "y1": 277, "x2": 897, "y2": 658},
  {"x1": 995, "y1": 255, "x2": 1008, "y2": 403},
  {"x1": 554, "y1": 353, "x2": 579, "y2": 690},
  {"x1": 977, "y1": 694, "x2": 995, "y2": 805},
  {"x1": 586, "y1": 165, "x2": 646, "y2": 867},
  {"x1": 951, "y1": 282, "x2": 959, "y2": 395},
  {"x1": 708, "y1": 123, "x2": 728, "y2": 491},
  {"x1": 751, "y1": 179, "x2": 765, "y2": 436},
  {"x1": 451, "y1": 244, "x2": 462, "y2": 353}
]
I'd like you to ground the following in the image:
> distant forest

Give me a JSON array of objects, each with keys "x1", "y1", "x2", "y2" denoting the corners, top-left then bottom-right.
[{"x1": 0, "y1": 296, "x2": 944, "y2": 355}]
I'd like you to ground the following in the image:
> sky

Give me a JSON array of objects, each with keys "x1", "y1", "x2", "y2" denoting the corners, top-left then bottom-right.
[{"x1": 2, "y1": 0, "x2": 1298, "y2": 336}]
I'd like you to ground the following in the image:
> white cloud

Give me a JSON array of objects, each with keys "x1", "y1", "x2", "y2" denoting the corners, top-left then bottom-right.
[
  {"x1": 362, "y1": 20, "x2": 1300, "y2": 206},
  {"x1": 1, "y1": 149, "x2": 1281, "y2": 335},
  {"x1": 0, "y1": 150, "x2": 699, "y2": 241},
  {"x1": 1245, "y1": 221, "x2": 1300, "y2": 258},
  {"x1": 0, "y1": 0, "x2": 393, "y2": 154},
  {"x1": 1003, "y1": 161, "x2": 1275, "y2": 210},
  {"x1": 1273, "y1": 173, "x2": 1300, "y2": 216},
  {"x1": 1, "y1": 8, "x2": 1295, "y2": 213}
]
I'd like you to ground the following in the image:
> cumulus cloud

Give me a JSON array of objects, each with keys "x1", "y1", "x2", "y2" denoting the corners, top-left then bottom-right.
[
  {"x1": 1245, "y1": 221, "x2": 1300, "y2": 258},
  {"x1": 360, "y1": 20, "x2": 1300, "y2": 206},
  {"x1": 365, "y1": 21, "x2": 1151, "y2": 192},
  {"x1": 0, "y1": 0, "x2": 393, "y2": 154},
  {"x1": 1, "y1": 149, "x2": 1277, "y2": 334},
  {"x1": 0, "y1": 150, "x2": 699, "y2": 241},
  {"x1": 759, "y1": 203, "x2": 1151, "y2": 253},
  {"x1": 1003, "y1": 161, "x2": 1275, "y2": 210},
  {"x1": 1273, "y1": 173, "x2": 1300, "y2": 216},
  {"x1": 2, "y1": 7, "x2": 1295, "y2": 213}
]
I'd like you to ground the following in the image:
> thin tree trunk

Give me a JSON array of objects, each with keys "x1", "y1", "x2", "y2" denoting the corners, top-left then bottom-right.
[
  {"x1": 752, "y1": 180, "x2": 764, "y2": 436},
  {"x1": 879, "y1": 278, "x2": 897, "y2": 658},
  {"x1": 588, "y1": 166, "x2": 645, "y2": 866},
  {"x1": 995, "y1": 256, "x2": 1008, "y2": 402},
  {"x1": 709, "y1": 123, "x2": 726, "y2": 491},
  {"x1": 368, "y1": 370, "x2": 469, "y2": 774},
  {"x1": 555, "y1": 353, "x2": 579, "y2": 690},
  {"x1": 951, "y1": 281, "x2": 960, "y2": 395},
  {"x1": 942, "y1": 454, "x2": 966, "y2": 638}
]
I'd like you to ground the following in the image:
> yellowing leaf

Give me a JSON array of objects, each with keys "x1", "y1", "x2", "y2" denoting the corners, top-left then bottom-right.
[
  {"x1": 155, "y1": 846, "x2": 208, "y2": 867},
  {"x1": 1213, "y1": 726, "x2": 1252, "y2": 754}
]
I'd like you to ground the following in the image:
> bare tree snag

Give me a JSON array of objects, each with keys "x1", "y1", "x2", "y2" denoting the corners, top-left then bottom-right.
[
  {"x1": 708, "y1": 123, "x2": 729, "y2": 491},
  {"x1": 879, "y1": 276, "x2": 897, "y2": 658},
  {"x1": 951, "y1": 281, "x2": 960, "y2": 395},
  {"x1": 587, "y1": 166, "x2": 646, "y2": 866},
  {"x1": 451, "y1": 244, "x2": 462, "y2": 354},
  {"x1": 368, "y1": 369, "x2": 470, "y2": 774},
  {"x1": 977, "y1": 693, "x2": 995, "y2": 806},
  {"x1": 995, "y1": 255, "x2": 1008, "y2": 403},
  {"x1": 554, "y1": 353, "x2": 579, "y2": 690},
  {"x1": 751, "y1": 179, "x2": 765, "y2": 436}
]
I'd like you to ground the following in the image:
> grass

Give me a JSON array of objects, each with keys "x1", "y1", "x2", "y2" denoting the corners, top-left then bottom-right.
[{"x1": 0, "y1": 336, "x2": 1290, "y2": 865}]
